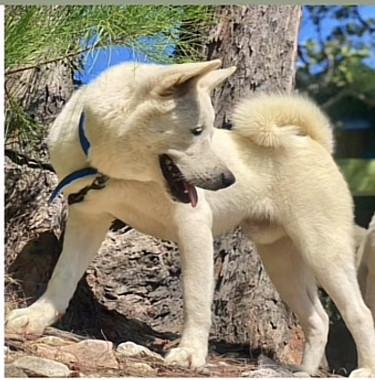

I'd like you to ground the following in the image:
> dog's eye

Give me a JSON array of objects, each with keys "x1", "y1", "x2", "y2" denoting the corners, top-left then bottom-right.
[{"x1": 191, "y1": 127, "x2": 203, "y2": 136}]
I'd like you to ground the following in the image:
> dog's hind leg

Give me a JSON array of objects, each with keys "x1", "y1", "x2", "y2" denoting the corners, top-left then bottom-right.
[
  {"x1": 6, "y1": 206, "x2": 112, "y2": 335},
  {"x1": 256, "y1": 236, "x2": 329, "y2": 375},
  {"x1": 287, "y1": 223, "x2": 375, "y2": 377},
  {"x1": 358, "y1": 215, "x2": 375, "y2": 323}
]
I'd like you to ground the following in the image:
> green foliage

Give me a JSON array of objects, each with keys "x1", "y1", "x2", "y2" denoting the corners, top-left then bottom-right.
[
  {"x1": 337, "y1": 159, "x2": 375, "y2": 196},
  {"x1": 5, "y1": 5, "x2": 215, "y2": 72},
  {"x1": 297, "y1": 6, "x2": 375, "y2": 111},
  {"x1": 5, "y1": 94, "x2": 44, "y2": 153}
]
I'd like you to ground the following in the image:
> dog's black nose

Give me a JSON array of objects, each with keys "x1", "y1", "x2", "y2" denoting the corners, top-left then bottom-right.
[{"x1": 221, "y1": 171, "x2": 236, "y2": 188}]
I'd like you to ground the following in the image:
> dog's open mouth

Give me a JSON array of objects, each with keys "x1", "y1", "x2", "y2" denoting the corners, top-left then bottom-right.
[{"x1": 159, "y1": 154, "x2": 198, "y2": 207}]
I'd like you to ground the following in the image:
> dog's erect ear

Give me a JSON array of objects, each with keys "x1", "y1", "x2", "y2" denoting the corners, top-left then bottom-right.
[
  {"x1": 154, "y1": 59, "x2": 222, "y2": 97},
  {"x1": 198, "y1": 66, "x2": 237, "y2": 92},
  {"x1": 155, "y1": 73, "x2": 187, "y2": 97}
]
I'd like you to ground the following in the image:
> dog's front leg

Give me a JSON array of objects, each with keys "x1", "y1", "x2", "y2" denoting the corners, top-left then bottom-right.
[
  {"x1": 165, "y1": 207, "x2": 214, "y2": 368},
  {"x1": 6, "y1": 206, "x2": 112, "y2": 335}
]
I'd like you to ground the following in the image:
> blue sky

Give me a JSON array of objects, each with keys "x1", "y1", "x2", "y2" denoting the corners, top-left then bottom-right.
[
  {"x1": 77, "y1": 46, "x2": 151, "y2": 84},
  {"x1": 76, "y1": 5, "x2": 375, "y2": 85},
  {"x1": 299, "y1": 6, "x2": 375, "y2": 69}
]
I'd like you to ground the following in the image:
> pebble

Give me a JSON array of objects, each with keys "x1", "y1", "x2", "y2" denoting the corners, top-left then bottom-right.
[
  {"x1": 197, "y1": 366, "x2": 210, "y2": 375},
  {"x1": 35, "y1": 343, "x2": 77, "y2": 364},
  {"x1": 4, "y1": 364, "x2": 28, "y2": 378},
  {"x1": 127, "y1": 362, "x2": 157, "y2": 376},
  {"x1": 293, "y1": 371, "x2": 311, "y2": 377},
  {"x1": 12, "y1": 355, "x2": 71, "y2": 377},
  {"x1": 116, "y1": 341, "x2": 164, "y2": 363},
  {"x1": 35, "y1": 336, "x2": 70, "y2": 346},
  {"x1": 245, "y1": 368, "x2": 282, "y2": 377},
  {"x1": 35, "y1": 339, "x2": 119, "y2": 369},
  {"x1": 60, "y1": 339, "x2": 119, "y2": 369}
]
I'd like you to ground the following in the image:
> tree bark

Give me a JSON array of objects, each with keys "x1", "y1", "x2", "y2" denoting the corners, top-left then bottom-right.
[
  {"x1": 204, "y1": 5, "x2": 304, "y2": 365},
  {"x1": 206, "y1": 5, "x2": 301, "y2": 129},
  {"x1": 5, "y1": 60, "x2": 75, "y2": 271},
  {"x1": 5, "y1": 59, "x2": 75, "y2": 160}
]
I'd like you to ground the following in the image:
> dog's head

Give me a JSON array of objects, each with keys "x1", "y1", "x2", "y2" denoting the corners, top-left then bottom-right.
[
  {"x1": 85, "y1": 59, "x2": 236, "y2": 207},
  {"x1": 149, "y1": 60, "x2": 237, "y2": 207}
]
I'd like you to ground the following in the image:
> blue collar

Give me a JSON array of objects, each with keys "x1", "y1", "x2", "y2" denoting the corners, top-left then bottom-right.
[
  {"x1": 78, "y1": 113, "x2": 91, "y2": 156},
  {"x1": 49, "y1": 112, "x2": 101, "y2": 204}
]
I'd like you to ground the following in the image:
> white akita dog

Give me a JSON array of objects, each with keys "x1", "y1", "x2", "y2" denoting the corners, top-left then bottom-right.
[
  {"x1": 6, "y1": 59, "x2": 375, "y2": 376},
  {"x1": 357, "y1": 214, "x2": 375, "y2": 322}
]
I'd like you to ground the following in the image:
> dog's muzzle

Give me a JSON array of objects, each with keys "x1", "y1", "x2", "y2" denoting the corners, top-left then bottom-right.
[{"x1": 159, "y1": 154, "x2": 235, "y2": 208}]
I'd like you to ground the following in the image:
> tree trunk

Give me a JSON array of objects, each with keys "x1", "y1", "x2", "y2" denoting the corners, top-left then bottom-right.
[
  {"x1": 5, "y1": 59, "x2": 75, "y2": 160},
  {"x1": 205, "y1": 5, "x2": 304, "y2": 365},
  {"x1": 5, "y1": 60, "x2": 75, "y2": 270},
  {"x1": 205, "y1": 5, "x2": 301, "y2": 129}
]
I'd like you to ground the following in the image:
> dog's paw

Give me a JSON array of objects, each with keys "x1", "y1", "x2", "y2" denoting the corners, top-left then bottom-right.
[
  {"x1": 5, "y1": 303, "x2": 60, "y2": 335},
  {"x1": 349, "y1": 368, "x2": 374, "y2": 378},
  {"x1": 165, "y1": 346, "x2": 207, "y2": 368}
]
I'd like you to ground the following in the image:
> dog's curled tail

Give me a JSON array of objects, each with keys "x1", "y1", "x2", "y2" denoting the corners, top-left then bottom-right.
[{"x1": 232, "y1": 93, "x2": 334, "y2": 154}]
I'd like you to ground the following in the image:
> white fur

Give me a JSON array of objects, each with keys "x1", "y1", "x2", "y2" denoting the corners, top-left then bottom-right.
[
  {"x1": 6, "y1": 60, "x2": 375, "y2": 376},
  {"x1": 356, "y1": 215, "x2": 375, "y2": 324},
  {"x1": 232, "y1": 92, "x2": 335, "y2": 153}
]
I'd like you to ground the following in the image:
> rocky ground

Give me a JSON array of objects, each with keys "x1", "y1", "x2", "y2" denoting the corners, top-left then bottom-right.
[{"x1": 5, "y1": 329, "x2": 339, "y2": 378}]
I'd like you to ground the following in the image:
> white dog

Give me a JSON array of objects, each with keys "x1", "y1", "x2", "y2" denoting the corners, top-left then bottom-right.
[
  {"x1": 356, "y1": 214, "x2": 375, "y2": 322},
  {"x1": 6, "y1": 59, "x2": 375, "y2": 377}
]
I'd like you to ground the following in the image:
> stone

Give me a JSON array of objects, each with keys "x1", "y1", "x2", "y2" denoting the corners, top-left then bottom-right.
[
  {"x1": 4, "y1": 364, "x2": 28, "y2": 378},
  {"x1": 35, "y1": 336, "x2": 70, "y2": 346},
  {"x1": 257, "y1": 354, "x2": 294, "y2": 376},
  {"x1": 127, "y1": 362, "x2": 157, "y2": 376},
  {"x1": 242, "y1": 368, "x2": 285, "y2": 377},
  {"x1": 34, "y1": 339, "x2": 119, "y2": 369},
  {"x1": 60, "y1": 339, "x2": 119, "y2": 369},
  {"x1": 197, "y1": 366, "x2": 210, "y2": 375},
  {"x1": 293, "y1": 371, "x2": 311, "y2": 377},
  {"x1": 35, "y1": 343, "x2": 77, "y2": 364},
  {"x1": 116, "y1": 341, "x2": 164, "y2": 363},
  {"x1": 12, "y1": 356, "x2": 71, "y2": 377},
  {"x1": 240, "y1": 371, "x2": 252, "y2": 377}
]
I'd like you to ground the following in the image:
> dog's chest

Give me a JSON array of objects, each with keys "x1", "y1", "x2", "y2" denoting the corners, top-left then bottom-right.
[{"x1": 85, "y1": 179, "x2": 179, "y2": 241}]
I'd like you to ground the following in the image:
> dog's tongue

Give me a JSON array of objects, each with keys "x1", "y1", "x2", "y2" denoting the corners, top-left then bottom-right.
[{"x1": 184, "y1": 181, "x2": 198, "y2": 207}]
